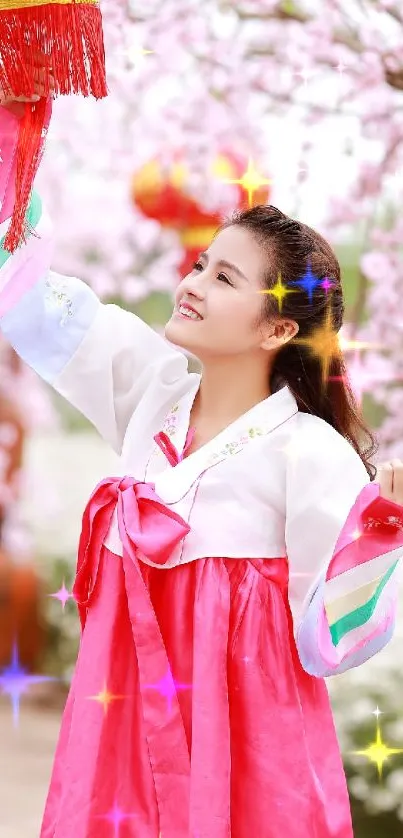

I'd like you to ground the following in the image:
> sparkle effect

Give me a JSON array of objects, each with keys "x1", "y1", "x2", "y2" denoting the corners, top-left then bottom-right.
[
  {"x1": 122, "y1": 45, "x2": 155, "y2": 73},
  {"x1": 320, "y1": 277, "x2": 335, "y2": 295},
  {"x1": 335, "y1": 61, "x2": 347, "y2": 79},
  {"x1": 220, "y1": 157, "x2": 272, "y2": 207},
  {"x1": 48, "y1": 578, "x2": 71, "y2": 610},
  {"x1": 339, "y1": 336, "x2": 382, "y2": 353},
  {"x1": 259, "y1": 270, "x2": 299, "y2": 313},
  {"x1": 293, "y1": 303, "x2": 341, "y2": 386},
  {"x1": 276, "y1": 434, "x2": 306, "y2": 470},
  {"x1": 144, "y1": 666, "x2": 192, "y2": 715},
  {"x1": 95, "y1": 798, "x2": 139, "y2": 837},
  {"x1": 290, "y1": 262, "x2": 321, "y2": 304},
  {"x1": 88, "y1": 681, "x2": 126, "y2": 716},
  {"x1": 329, "y1": 350, "x2": 400, "y2": 407},
  {"x1": 294, "y1": 66, "x2": 317, "y2": 88},
  {"x1": 0, "y1": 642, "x2": 56, "y2": 726},
  {"x1": 352, "y1": 718, "x2": 403, "y2": 781}
]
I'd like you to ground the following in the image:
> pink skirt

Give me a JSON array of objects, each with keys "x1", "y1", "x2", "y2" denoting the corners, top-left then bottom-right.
[{"x1": 40, "y1": 477, "x2": 354, "y2": 838}]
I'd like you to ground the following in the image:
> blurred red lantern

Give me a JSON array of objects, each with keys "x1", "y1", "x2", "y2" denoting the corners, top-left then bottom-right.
[
  {"x1": 0, "y1": 350, "x2": 44, "y2": 671},
  {"x1": 130, "y1": 150, "x2": 271, "y2": 278}
]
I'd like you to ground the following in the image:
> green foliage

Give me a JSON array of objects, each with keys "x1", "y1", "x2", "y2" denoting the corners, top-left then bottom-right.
[{"x1": 39, "y1": 555, "x2": 80, "y2": 683}]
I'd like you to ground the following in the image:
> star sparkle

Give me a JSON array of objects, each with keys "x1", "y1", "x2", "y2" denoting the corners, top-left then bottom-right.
[
  {"x1": 276, "y1": 434, "x2": 306, "y2": 470},
  {"x1": 294, "y1": 66, "x2": 317, "y2": 88},
  {"x1": 292, "y1": 303, "x2": 341, "y2": 387},
  {"x1": 259, "y1": 271, "x2": 299, "y2": 313},
  {"x1": 0, "y1": 641, "x2": 56, "y2": 726},
  {"x1": 290, "y1": 262, "x2": 322, "y2": 305},
  {"x1": 352, "y1": 720, "x2": 403, "y2": 781},
  {"x1": 48, "y1": 578, "x2": 72, "y2": 610},
  {"x1": 143, "y1": 666, "x2": 192, "y2": 715},
  {"x1": 122, "y1": 45, "x2": 155, "y2": 72},
  {"x1": 321, "y1": 277, "x2": 336, "y2": 295},
  {"x1": 95, "y1": 798, "x2": 139, "y2": 837},
  {"x1": 328, "y1": 349, "x2": 400, "y2": 407},
  {"x1": 220, "y1": 157, "x2": 272, "y2": 207},
  {"x1": 335, "y1": 61, "x2": 347, "y2": 79},
  {"x1": 87, "y1": 681, "x2": 126, "y2": 716},
  {"x1": 338, "y1": 336, "x2": 383, "y2": 352}
]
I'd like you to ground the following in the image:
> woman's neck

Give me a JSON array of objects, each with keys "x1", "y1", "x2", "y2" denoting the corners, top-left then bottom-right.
[{"x1": 191, "y1": 357, "x2": 273, "y2": 428}]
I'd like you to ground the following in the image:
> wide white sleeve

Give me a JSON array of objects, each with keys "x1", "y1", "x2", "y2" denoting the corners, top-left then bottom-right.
[
  {"x1": 0, "y1": 195, "x2": 188, "y2": 454},
  {"x1": 285, "y1": 417, "x2": 403, "y2": 678}
]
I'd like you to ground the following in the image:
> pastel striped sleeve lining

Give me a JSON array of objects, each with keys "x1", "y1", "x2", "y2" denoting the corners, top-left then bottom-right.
[{"x1": 296, "y1": 482, "x2": 403, "y2": 677}]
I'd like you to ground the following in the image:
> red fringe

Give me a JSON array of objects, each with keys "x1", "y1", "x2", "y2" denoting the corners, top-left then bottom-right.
[{"x1": 0, "y1": 3, "x2": 108, "y2": 253}]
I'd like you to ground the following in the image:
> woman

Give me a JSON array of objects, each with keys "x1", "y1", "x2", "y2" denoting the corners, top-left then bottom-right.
[{"x1": 0, "y1": 83, "x2": 403, "y2": 838}]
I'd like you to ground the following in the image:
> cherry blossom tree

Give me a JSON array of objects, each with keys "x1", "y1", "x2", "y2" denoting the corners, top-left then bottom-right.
[{"x1": 32, "y1": 0, "x2": 403, "y2": 456}]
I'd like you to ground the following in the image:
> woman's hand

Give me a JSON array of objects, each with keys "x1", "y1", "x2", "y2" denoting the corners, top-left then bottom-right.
[
  {"x1": 0, "y1": 60, "x2": 55, "y2": 119},
  {"x1": 374, "y1": 459, "x2": 403, "y2": 506}
]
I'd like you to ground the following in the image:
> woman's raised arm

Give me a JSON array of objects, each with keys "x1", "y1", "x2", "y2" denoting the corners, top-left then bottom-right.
[
  {"x1": 285, "y1": 419, "x2": 403, "y2": 678},
  {"x1": 0, "y1": 104, "x2": 188, "y2": 454}
]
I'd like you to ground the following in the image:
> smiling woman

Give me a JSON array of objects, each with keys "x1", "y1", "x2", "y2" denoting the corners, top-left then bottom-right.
[
  {"x1": 1, "y1": 100, "x2": 403, "y2": 838},
  {"x1": 166, "y1": 225, "x2": 269, "y2": 366},
  {"x1": 166, "y1": 204, "x2": 377, "y2": 480}
]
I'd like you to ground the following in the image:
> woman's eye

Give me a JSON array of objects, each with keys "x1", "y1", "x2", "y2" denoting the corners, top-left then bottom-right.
[
  {"x1": 217, "y1": 272, "x2": 232, "y2": 285},
  {"x1": 192, "y1": 261, "x2": 232, "y2": 286}
]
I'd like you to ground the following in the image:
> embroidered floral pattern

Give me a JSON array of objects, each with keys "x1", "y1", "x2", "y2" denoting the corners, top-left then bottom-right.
[
  {"x1": 44, "y1": 276, "x2": 73, "y2": 327},
  {"x1": 208, "y1": 426, "x2": 265, "y2": 465},
  {"x1": 162, "y1": 403, "x2": 179, "y2": 436},
  {"x1": 363, "y1": 514, "x2": 403, "y2": 533},
  {"x1": 155, "y1": 398, "x2": 275, "y2": 472}
]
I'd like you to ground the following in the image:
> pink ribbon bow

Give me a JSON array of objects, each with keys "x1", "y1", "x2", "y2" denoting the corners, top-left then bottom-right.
[{"x1": 73, "y1": 475, "x2": 190, "y2": 627}]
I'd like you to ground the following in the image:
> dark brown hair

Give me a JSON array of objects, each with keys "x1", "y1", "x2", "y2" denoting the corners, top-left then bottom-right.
[{"x1": 219, "y1": 204, "x2": 378, "y2": 479}]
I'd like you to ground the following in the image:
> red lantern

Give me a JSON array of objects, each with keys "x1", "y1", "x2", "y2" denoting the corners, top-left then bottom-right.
[
  {"x1": 131, "y1": 150, "x2": 271, "y2": 278},
  {"x1": 0, "y1": 350, "x2": 44, "y2": 671}
]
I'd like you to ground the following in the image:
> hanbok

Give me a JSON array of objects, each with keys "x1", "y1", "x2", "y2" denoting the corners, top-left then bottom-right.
[{"x1": 0, "y1": 103, "x2": 402, "y2": 838}]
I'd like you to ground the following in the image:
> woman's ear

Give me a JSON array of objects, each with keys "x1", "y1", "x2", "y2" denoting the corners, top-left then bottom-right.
[{"x1": 260, "y1": 319, "x2": 299, "y2": 352}]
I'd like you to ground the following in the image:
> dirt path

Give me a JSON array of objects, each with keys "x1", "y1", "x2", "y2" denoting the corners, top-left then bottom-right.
[{"x1": 0, "y1": 696, "x2": 61, "y2": 838}]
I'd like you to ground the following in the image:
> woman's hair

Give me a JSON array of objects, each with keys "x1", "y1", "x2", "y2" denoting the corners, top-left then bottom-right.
[{"x1": 218, "y1": 204, "x2": 378, "y2": 480}]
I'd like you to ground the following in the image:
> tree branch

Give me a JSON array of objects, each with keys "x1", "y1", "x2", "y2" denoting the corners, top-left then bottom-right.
[
  {"x1": 230, "y1": 1, "x2": 403, "y2": 92},
  {"x1": 349, "y1": 133, "x2": 402, "y2": 338}
]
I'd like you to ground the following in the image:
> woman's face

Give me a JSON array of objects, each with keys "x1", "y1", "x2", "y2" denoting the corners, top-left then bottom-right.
[{"x1": 165, "y1": 225, "x2": 275, "y2": 361}]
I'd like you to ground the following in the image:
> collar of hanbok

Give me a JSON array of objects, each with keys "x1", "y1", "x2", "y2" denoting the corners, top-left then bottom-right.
[{"x1": 152, "y1": 372, "x2": 298, "y2": 503}]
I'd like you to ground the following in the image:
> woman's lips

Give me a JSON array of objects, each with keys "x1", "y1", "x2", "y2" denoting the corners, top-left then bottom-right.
[{"x1": 174, "y1": 307, "x2": 203, "y2": 321}]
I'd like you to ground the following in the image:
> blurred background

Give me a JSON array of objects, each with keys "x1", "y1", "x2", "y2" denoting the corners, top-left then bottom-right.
[{"x1": 1, "y1": 0, "x2": 403, "y2": 835}]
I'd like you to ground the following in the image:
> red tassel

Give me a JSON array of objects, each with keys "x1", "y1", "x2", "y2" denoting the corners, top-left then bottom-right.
[
  {"x1": 0, "y1": 2, "x2": 108, "y2": 252},
  {"x1": 3, "y1": 97, "x2": 47, "y2": 252}
]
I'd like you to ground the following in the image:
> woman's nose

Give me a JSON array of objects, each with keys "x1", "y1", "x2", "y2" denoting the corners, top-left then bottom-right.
[{"x1": 182, "y1": 279, "x2": 205, "y2": 300}]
